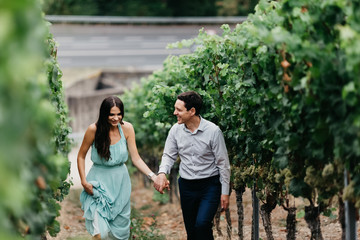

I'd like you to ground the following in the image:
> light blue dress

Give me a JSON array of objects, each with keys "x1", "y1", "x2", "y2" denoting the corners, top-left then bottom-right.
[{"x1": 80, "y1": 123, "x2": 131, "y2": 239}]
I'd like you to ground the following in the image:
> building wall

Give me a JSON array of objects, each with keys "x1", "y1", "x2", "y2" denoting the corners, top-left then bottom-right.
[{"x1": 66, "y1": 70, "x2": 151, "y2": 133}]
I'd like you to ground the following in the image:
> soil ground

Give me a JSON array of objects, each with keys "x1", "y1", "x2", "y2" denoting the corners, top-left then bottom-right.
[{"x1": 47, "y1": 175, "x2": 359, "y2": 240}]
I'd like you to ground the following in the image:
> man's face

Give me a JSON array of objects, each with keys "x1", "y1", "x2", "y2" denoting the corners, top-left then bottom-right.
[{"x1": 173, "y1": 99, "x2": 193, "y2": 124}]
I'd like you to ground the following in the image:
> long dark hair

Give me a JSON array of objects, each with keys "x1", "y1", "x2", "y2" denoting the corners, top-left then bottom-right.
[{"x1": 95, "y1": 96, "x2": 124, "y2": 161}]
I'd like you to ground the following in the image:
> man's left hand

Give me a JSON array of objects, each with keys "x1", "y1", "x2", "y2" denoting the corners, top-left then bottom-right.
[{"x1": 221, "y1": 194, "x2": 229, "y2": 211}]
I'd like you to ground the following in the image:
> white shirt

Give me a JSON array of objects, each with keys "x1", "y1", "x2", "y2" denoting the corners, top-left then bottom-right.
[{"x1": 159, "y1": 117, "x2": 231, "y2": 195}]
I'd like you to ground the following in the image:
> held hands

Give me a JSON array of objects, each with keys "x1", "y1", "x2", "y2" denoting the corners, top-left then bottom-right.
[
  {"x1": 82, "y1": 181, "x2": 93, "y2": 195},
  {"x1": 153, "y1": 173, "x2": 170, "y2": 194}
]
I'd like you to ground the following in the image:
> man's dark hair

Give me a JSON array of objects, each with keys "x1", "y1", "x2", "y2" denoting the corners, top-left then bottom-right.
[{"x1": 177, "y1": 91, "x2": 203, "y2": 115}]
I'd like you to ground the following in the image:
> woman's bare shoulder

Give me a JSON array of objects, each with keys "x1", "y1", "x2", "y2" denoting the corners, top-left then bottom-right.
[
  {"x1": 84, "y1": 123, "x2": 97, "y2": 138},
  {"x1": 88, "y1": 123, "x2": 97, "y2": 132},
  {"x1": 122, "y1": 121, "x2": 134, "y2": 130},
  {"x1": 81, "y1": 123, "x2": 96, "y2": 145},
  {"x1": 121, "y1": 121, "x2": 134, "y2": 136}
]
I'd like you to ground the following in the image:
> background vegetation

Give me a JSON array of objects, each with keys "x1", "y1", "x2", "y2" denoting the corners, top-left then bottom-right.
[
  {"x1": 0, "y1": 0, "x2": 72, "y2": 239},
  {"x1": 43, "y1": 0, "x2": 258, "y2": 17},
  {"x1": 122, "y1": 0, "x2": 360, "y2": 238},
  {"x1": 2, "y1": 0, "x2": 359, "y2": 238}
]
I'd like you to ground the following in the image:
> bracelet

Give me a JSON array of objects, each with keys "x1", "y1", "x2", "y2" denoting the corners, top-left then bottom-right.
[{"x1": 147, "y1": 172, "x2": 156, "y2": 180}]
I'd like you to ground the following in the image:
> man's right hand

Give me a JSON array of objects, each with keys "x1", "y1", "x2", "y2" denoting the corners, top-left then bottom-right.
[{"x1": 153, "y1": 173, "x2": 170, "y2": 194}]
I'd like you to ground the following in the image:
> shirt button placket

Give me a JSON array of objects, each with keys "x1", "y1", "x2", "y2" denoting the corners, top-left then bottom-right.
[
  {"x1": 191, "y1": 141, "x2": 195, "y2": 167},
  {"x1": 191, "y1": 142, "x2": 194, "y2": 156}
]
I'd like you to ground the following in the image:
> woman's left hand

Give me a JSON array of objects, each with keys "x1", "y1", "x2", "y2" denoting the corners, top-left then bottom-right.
[
  {"x1": 153, "y1": 174, "x2": 170, "y2": 194},
  {"x1": 82, "y1": 181, "x2": 94, "y2": 195}
]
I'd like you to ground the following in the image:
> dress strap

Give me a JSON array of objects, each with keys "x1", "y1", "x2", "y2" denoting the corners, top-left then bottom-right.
[{"x1": 117, "y1": 123, "x2": 125, "y2": 140}]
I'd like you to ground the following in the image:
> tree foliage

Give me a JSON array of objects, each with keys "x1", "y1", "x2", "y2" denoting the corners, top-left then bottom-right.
[
  {"x1": 0, "y1": 0, "x2": 71, "y2": 238},
  {"x1": 123, "y1": 0, "x2": 360, "y2": 231}
]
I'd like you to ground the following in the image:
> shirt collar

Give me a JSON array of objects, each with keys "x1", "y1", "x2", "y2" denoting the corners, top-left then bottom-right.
[
  {"x1": 182, "y1": 116, "x2": 204, "y2": 134},
  {"x1": 197, "y1": 116, "x2": 205, "y2": 131}
]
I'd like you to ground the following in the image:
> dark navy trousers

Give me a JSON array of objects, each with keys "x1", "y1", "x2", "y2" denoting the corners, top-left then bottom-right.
[{"x1": 178, "y1": 175, "x2": 221, "y2": 240}]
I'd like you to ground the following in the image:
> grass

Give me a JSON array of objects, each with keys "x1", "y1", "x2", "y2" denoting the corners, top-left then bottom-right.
[{"x1": 130, "y1": 208, "x2": 165, "y2": 240}]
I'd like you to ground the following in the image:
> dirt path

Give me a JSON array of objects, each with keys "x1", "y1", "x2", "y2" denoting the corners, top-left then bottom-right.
[{"x1": 48, "y1": 177, "x2": 358, "y2": 240}]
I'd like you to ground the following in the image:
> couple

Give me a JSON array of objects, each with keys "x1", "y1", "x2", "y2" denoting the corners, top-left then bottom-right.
[{"x1": 77, "y1": 91, "x2": 231, "y2": 240}]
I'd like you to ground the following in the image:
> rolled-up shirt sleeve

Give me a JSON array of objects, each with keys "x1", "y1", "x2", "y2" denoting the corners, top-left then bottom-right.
[
  {"x1": 212, "y1": 127, "x2": 231, "y2": 195},
  {"x1": 158, "y1": 126, "x2": 178, "y2": 174}
]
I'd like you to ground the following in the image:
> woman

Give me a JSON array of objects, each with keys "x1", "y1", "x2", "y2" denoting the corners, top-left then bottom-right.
[{"x1": 77, "y1": 96, "x2": 162, "y2": 239}]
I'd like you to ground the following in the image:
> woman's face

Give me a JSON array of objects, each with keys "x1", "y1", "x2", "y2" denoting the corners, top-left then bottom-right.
[{"x1": 108, "y1": 106, "x2": 122, "y2": 127}]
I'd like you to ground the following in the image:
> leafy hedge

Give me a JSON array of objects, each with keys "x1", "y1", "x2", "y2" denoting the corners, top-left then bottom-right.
[
  {"x1": 0, "y1": 0, "x2": 71, "y2": 239},
  {"x1": 123, "y1": 0, "x2": 360, "y2": 237}
]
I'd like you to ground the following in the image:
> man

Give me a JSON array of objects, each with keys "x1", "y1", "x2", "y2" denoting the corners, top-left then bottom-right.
[{"x1": 153, "y1": 91, "x2": 230, "y2": 240}]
